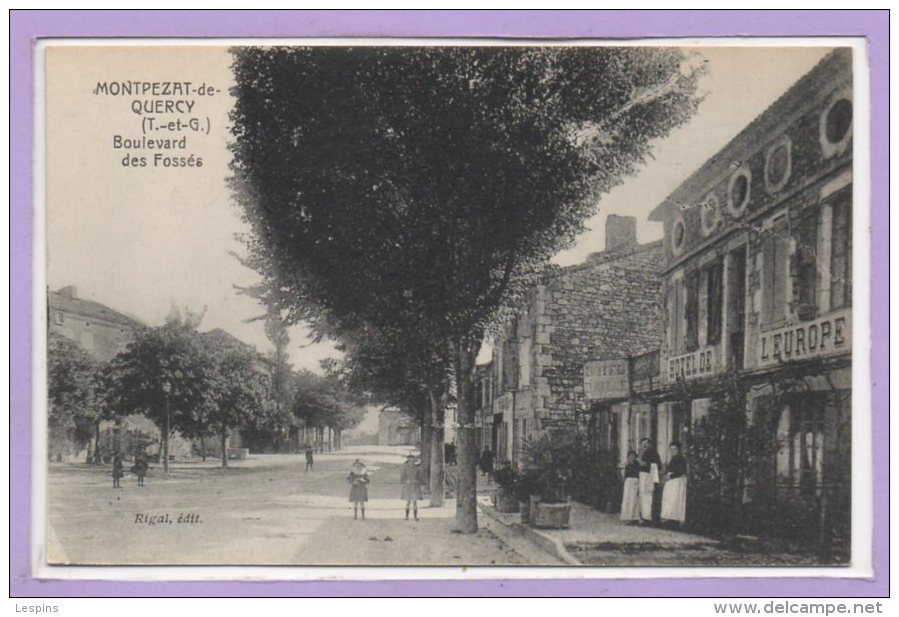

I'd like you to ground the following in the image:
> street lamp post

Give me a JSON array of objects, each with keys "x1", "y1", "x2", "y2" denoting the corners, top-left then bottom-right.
[{"x1": 162, "y1": 381, "x2": 171, "y2": 474}]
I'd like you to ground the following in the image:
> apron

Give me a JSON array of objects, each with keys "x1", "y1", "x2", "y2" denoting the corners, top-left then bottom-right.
[
  {"x1": 639, "y1": 463, "x2": 659, "y2": 520},
  {"x1": 620, "y1": 477, "x2": 641, "y2": 521},
  {"x1": 661, "y1": 476, "x2": 687, "y2": 522}
]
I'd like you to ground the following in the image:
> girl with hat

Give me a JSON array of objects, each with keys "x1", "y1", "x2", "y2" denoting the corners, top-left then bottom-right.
[
  {"x1": 347, "y1": 459, "x2": 370, "y2": 519},
  {"x1": 400, "y1": 454, "x2": 424, "y2": 521}
]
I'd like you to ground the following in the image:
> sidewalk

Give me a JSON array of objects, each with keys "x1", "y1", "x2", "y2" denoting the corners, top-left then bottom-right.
[
  {"x1": 476, "y1": 476, "x2": 829, "y2": 566},
  {"x1": 475, "y1": 472, "x2": 724, "y2": 565}
]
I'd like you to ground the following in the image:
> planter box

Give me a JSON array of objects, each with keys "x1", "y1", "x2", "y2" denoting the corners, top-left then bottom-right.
[
  {"x1": 519, "y1": 500, "x2": 531, "y2": 525},
  {"x1": 494, "y1": 486, "x2": 520, "y2": 513},
  {"x1": 530, "y1": 496, "x2": 571, "y2": 529}
]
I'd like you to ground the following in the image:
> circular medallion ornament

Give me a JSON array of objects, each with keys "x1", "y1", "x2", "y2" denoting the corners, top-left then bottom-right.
[
  {"x1": 727, "y1": 167, "x2": 751, "y2": 218},
  {"x1": 765, "y1": 136, "x2": 792, "y2": 194},
  {"x1": 671, "y1": 214, "x2": 687, "y2": 256},
  {"x1": 820, "y1": 95, "x2": 852, "y2": 158},
  {"x1": 700, "y1": 193, "x2": 721, "y2": 237}
]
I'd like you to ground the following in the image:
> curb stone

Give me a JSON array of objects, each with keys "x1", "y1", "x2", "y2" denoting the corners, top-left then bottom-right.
[{"x1": 478, "y1": 502, "x2": 582, "y2": 565}]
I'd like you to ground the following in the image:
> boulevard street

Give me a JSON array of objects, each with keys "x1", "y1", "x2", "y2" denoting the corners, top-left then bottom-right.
[{"x1": 47, "y1": 446, "x2": 530, "y2": 566}]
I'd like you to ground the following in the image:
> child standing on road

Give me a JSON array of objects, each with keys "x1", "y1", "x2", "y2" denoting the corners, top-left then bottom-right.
[
  {"x1": 347, "y1": 459, "x2": 370, "y2": 519},
  {"x1": 111, "y1": 452, "x2": 124, "y2": 488},
  {"x1": 132, "y1": 452, "x2": 149, "y2": 487},
  {"x1": 400, "y1": 454, "x2": 424, "y2": 521},
  {"x1": 305, "y1": 447, "x2": 314, "y2": 472}
]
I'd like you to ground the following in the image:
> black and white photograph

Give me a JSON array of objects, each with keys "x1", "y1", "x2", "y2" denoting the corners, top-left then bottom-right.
[{"x1": 40, "y1": 41, "x2": 857, "y2": 568}]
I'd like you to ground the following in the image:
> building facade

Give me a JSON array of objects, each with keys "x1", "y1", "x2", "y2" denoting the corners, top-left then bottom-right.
[
  {"x1": 487, "y1": 216, "x2": 665, "y2": 465},
  {"x1": 48, "y1": 286, "x2": 146, "y2": 460},
  {"x1": 377, "y1": 408, "x2": 420, "y2": 447},
  {"x1": 647, "y1": 49, "x2": 853, "y2": 542},
  {"x1": 49, "y1": 286, "x2": 143, "y2": 362}
]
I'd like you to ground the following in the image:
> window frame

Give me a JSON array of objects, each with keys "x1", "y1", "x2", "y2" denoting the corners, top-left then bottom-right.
[{"x1": 761, "y1": 210, "x2": 791, "y2": 327}]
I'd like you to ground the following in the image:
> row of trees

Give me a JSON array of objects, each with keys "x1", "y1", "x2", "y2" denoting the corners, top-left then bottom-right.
[
  {"x1": 229, "y1": 45, "x2": 702, "y2": 531},
  {"x1": 47, "y1": 312, "x2": 365, "y2": 469}
]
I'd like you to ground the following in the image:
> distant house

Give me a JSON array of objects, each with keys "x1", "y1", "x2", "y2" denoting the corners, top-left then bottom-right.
[
  {"x1": 48, "y1": 286, "x2": 143, "y2": 362},
  {"x1": 377, "y1": 408, "x2": 419, "y2": 447},
  {"x1": 48, "y1": 286, "x2": 148, "y2": 461}
]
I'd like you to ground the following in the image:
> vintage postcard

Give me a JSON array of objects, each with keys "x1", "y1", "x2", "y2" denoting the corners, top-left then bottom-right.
[{"x1": 31, "y1": 34, "x2": 872, "y2": 580}]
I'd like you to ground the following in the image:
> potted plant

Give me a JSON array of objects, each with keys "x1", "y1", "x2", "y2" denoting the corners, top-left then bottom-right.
[
  {"x1": 492, "y1": 461, "x2": 519, "y2": 513},
  {"x1": 514, "y1": 467, "x2": 541, "y2": 525},
  {"x1": 521, "y1": 430, "x2": 576, "y2": 529}
]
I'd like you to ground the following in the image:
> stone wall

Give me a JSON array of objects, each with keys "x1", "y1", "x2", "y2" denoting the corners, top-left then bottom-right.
[{"x1": 514, "y1": 240, "x2": 665, "y2": 430}]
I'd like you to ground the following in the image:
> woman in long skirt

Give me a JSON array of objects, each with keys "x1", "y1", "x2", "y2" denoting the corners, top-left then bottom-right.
[
  {"x1": 638, "y1": 438, "x2": 661, "y2": 524},
  {"x1": 660, "y1": 442, "x2": 688, "y2": 527},
  {"x1": 400, "y1": 455, "x2": 424, "y2": 521},
  {"x1": 620, "y1": 451, "x2": 641, "y2": 524},
  {"x1": 347, "y1": 459, "x2": 370, "y2": 519}
]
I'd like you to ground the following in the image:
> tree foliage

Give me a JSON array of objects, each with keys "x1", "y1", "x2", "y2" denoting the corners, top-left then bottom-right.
[
  {"x1": 201, "y1": 332, "x2": 270, "y2": 466},
  {"x1": 47, "y1": 331, "x2": 100, "y2": 456},
  {"x1": 229, "y1": 45, "x2": 703, "y2": 530}
]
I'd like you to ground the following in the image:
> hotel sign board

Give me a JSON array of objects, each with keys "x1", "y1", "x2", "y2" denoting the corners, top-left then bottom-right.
[
  {"x1": 584, "y1": 359, "x2": 629, "y2": 401},
  {"x1": 757, "y1": 309, "x2": 850, "y2": 368},
  {"x1": 667, "y1": 347, "x2": 718, "y2": 382}
]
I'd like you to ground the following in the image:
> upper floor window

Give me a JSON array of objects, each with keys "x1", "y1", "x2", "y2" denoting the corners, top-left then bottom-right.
[
  {"x1": 762, "y1": 213, "x2": 790, "y2": 326},
  {"x1": 830, "y1": 195, "x2": 853, "y2": 310},
  {"x1": 820, "y1": 95, "x2": 853, "y2": 158},
  {"x1": 669, "y1": 277, "x2": 684, "y2": 354},
  {"x1": 54, "y1": 311, "x2": 65, "y2": 325},
  {"x1": 684, "y1": 270, "x2": 700, "y2": 352},
  {"x1": 705, "y1": 257, "x2": 724, "y2": 346},
  {"x1": 794, "y1": 209, "x2": 819, "y2": 321}
]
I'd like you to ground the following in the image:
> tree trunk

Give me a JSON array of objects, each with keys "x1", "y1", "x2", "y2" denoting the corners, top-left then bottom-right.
[
  {"x1": 92, "y1": 422, "x2": 101, "y2": 464},
  {"x1": 200, "y1": 434, "x2": 207, "y2": 462},
  {"x1": 453, "y1": 338, "x2": 479, "y2": 533},
  {"x1": 420, "y1": 404, "x2": 432, "y2": 492},
  {"x1": 428, "y1": 389, "x2": 446, "y2": 507},
  {"x1": 220, "y1": 426, "x2": 228, "y2": 467},
  {"x1": 328, "y1": 427, "x2": 332, "y2": 452}
]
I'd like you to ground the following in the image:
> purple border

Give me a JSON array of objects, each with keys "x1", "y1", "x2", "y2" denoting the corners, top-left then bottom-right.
[{"x1": 10, "y1": 9, "x2": 888, "y2": 597}]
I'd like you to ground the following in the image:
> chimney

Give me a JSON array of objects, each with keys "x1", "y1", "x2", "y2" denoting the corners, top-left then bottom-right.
[
  {"x1": 605, "y1": 215, "x2": 637, "y2": 252},
  {"x1": 58, "y1": 285, "x2": 78, "y2": 299}
]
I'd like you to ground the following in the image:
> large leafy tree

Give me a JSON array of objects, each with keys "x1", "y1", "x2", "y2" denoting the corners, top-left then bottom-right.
[
  {"x1": 105, "y1": 321, "x2": 212, "y2": 472},
  {"x1": 230, "y1": 45, "x2": 701, "y2": 531},
  {"x1": 47, "y1": 332, "x2": 101, "y2": 461},
  {"x1": 201, "y1": 333, "x2": 269, "y2": 467}
]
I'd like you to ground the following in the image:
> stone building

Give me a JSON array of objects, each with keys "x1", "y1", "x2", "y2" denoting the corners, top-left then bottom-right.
[
  {"x1": 646, "y1": 49, "x2": 853, "y2": 543},
  {"x1": 377, "y1": 408, "x2": 420, "y2": 447},
  {"x1": 488, "y1": 216, "x2": 665, "y2": 465},
  {"x1": 48, "y1": 286, "x2": 143, "y2": 362},
  {"x1": 48, "y1": 286, "x2": 147, "y2": 460}
]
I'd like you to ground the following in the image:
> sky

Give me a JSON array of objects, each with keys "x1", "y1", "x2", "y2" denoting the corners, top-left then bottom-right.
[{"x1": 45, "y1": 43, "x2": 833, "y2": 398}]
